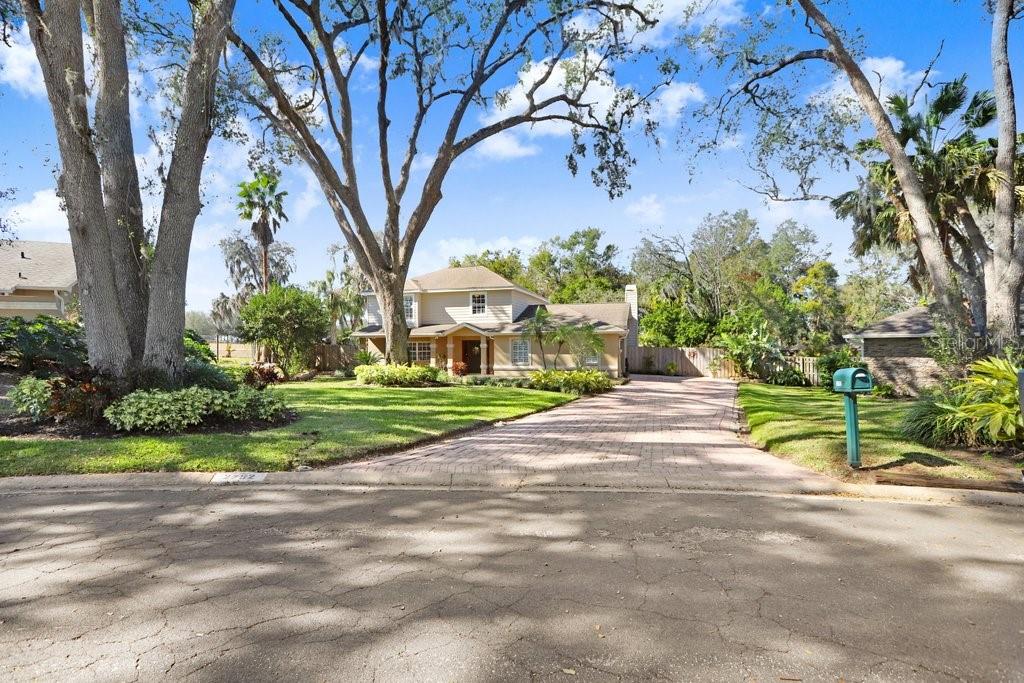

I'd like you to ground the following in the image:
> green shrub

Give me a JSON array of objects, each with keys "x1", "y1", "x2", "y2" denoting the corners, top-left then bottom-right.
[
  {"x1": 529, "y1": 369, "x2": 612, "y2": 395},
  {"x1": 899, "y1": 386, "x2": 977, "y2": 447},
  {"x1": 459, "y1": 375, "x2": 533, "y2": 388},
  {"x1": 946, "y1": 356, "x2": 1021, "y2": 444},
  {"x1": 0, "y1": 315, "x2": 87, "y2": 372},
  {"x1": 184, "y1": 329, "x2": 216, "y2": 363},
  {"x1": 354, "y1": 363, "x2": 443, "y2": 387},
  {"x1": 243, "y1": 363, "x2": 283, "y2": 389},
  {"x1": 182, "y1": 358, "x2": 237, "y2": 391},
  {"x1": 872, "y1": 383, "x2": 897, "y2": 399},
  {"x1": 239, "y1": 286, "x2": 329, "y2": 377},
  {"x1": 9, "y1": 376, "x2": 53, "y2": 421},
  {"x1": 104, "y1": 386, "x2": 288, "y2": 432},
  {"x1": 354, "y1": 349, "x2": 383, "y2": 366},
  {"x1": 817, "y1": 346, "x2": 865, "y2": 391},
  {"x1": 665, "y1": 361, "x2": 678, "y2": 376},
  {"x1": 764, "y1": 365, "x2": 808, "y2": 387}
]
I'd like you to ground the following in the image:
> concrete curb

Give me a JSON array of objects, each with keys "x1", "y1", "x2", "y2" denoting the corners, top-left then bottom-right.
[{"x1": 1, "y1": 468, "x2": 1021, "y2": 507}]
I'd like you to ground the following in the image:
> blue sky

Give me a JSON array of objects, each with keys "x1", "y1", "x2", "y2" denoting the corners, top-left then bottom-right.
[{"x1": 0, "y1": 0, "x2": 1018, "y2": 311}]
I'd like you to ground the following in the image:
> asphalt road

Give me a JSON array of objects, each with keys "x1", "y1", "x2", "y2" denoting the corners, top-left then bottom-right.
[{"x1": 1, "y1": 485, "x2": 1022, "y2": 681}]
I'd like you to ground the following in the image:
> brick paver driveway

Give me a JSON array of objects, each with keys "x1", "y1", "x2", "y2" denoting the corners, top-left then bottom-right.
[{"x1": 337, "y1": 375, "x2": 832, "y2": 492}]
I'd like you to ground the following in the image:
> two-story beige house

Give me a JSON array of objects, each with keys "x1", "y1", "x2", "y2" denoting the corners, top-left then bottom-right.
[
  {"x1": 0, "y1": 241, "x2": 77, "y2": 319},
  {"x1": 353, "y1": 266, "x2": 638, "y2": 377}
]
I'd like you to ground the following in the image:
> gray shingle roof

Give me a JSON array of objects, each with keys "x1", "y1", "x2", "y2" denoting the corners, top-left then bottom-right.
[
  {"x1": 0, "y1": 241, "x2": 76, "y2": 294},
  {"x1": 351, "y1": 303, "x2": 631, "y2": 338},
  {"x1": 404, "y1": 266, "x2": 520, "y2": 292},
  {"x1": 854, "y1": 306, "x2": 936, "y2": 338}
]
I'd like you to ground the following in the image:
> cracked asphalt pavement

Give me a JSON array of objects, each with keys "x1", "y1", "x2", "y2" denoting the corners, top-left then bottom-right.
[{"x1": 1, "y1": 486, "x2": 1022, "y2": 681}]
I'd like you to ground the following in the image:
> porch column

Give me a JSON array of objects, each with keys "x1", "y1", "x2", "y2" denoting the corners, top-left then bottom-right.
[
  {"x1": 429, "y1": 338, "x2": 437, "y2": 368},
  {"x1": 480, "y1": 336, "x2": 489, "y2": 374},
  {"x1": 446, "y1": 337, "x2": 454, "y2": 371}
]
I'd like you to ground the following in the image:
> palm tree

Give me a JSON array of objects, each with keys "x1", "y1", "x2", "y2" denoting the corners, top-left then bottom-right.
[
  {"x1": 545, "y1": 324, "x2": 576, "y2": 370},
  {"x1": 520, "y1": 307, "x2": 554, "y2": 370},
  {"x1": 237, "y1": 172, "x2": 288, "y2": 294},
  {"x1": 832, "y1": 76, "x2": 1008, "y2": 334}
]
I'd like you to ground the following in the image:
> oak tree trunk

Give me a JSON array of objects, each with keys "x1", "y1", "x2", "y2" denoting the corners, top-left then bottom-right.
[
  {"x1": 22, "y1": 0, "x2": 136, "y2": 376},
  {"x1": 375, "y1": 278, "x2": 410, "y2": 365},
  {"x1": 141, "y1": 0, "x2": 237, "y2": 380}
]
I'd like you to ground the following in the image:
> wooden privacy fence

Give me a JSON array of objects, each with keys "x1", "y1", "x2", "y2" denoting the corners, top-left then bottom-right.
[
  {"x1": 312, "y1": 342, "x2": 359, "y2": 371},
  {"x1": 627, "y1": 346, "x2": 821, "y2": 386}
]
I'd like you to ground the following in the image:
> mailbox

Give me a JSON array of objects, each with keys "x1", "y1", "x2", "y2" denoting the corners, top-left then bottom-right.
[
  {"x1": 833, "y1": 367, "x2": 873, "y2": 394},
  {"x1": 834, "y1": 367, "x2": 873, "y2": 469}
]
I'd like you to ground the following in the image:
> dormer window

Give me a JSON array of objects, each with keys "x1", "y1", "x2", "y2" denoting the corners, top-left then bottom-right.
[
  {"x1": 470, "y1": 293, "x2": 486, "y2": 315},
  {"x1": 403, "y1": 294, "x2": 414, "y2": 323}
]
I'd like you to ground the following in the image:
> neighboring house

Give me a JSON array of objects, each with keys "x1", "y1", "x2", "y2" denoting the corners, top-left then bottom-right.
[
  {"x1": 353, "y1": 266, "x2": 638, "y2": 377},
  {"x1": 847, "y1": 306, "x2": 943, "y2": 396},
  {"x1": 0, "y1": 241, "x2": 77, "y2": 319}
]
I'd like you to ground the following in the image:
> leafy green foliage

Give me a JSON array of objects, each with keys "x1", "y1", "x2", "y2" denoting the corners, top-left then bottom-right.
[
  {"x1": 528, "y1": 369, "x2": 612, "y2": 395},
  {"x1": 944, "y1": 356, "x2": 1021, "y2": 444},
  {"x1": 526, "y1": 228, "x2": 629, "y2": 303},
  {"x1": 104, "y1": 386, "x2": 288, "y2": 433},
  {"x1": 9, "y1": 377, "x2": 53, "y2": 421},
  {"x1": 354, "y1": 349, "x2": 383, "y2": 366},
  {"x1": 183, "y1": 329, "x2": 216, "y2": 363},
  {"x1": 0, "y1": 315, "x2": 87, "y2": 373},
  {"x1": 718, "y1": 322, "x2": 807, "y2": 386},
  {"x1": 354, "y1": 363, "x2": 443, "y2": 387},
  {"x1": 899, "y1": 387, "x2": 977, "y2": 448},
  {"x1": 182, "y1": 358, "x2": 238, "y2": 391},
  {"x1": 638, "y1": 299, "x2": 712, "y2": 347},
  {"x1": 817, "y1": 346, "x2": 865, "y2": 391},
  {"x1": 239, "y1": 286, "x2": 329, "y2": 377},
  {"x1": 243, "y1": 363, "x2": 284, "y2": 389},
  {"x1": 449, "y1": 248, "x2": 530, "y2": 289}
]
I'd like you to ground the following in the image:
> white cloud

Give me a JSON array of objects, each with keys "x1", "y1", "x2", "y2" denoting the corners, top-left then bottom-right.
[
  {"x1": 290, "y1": 167, "x2": 322, "y2": 224},
  {"x1": 652, "y1": 81, "x2": 705, "y2": 124},
  {"x1": 410, "y1": 152, "x2": 436, "y2": 173},
  {"x1": 821, "y1": 56, "x2": 931, "y2": 111},
  {"x1": 475, "y1": 132, "x2": 540, "y2": 160},
  {"x1": 0, "y1": 24, "x2": 45, "y2": 98},
  {"x1": 638, "y1": 0, "x2": 745, "y2": 46},
  {"x1": 625, "y1": 193, "x2": 666, "y2": 224},
  {"x1": 2, "y1": 189, "x2": 69, "y2": 241}
]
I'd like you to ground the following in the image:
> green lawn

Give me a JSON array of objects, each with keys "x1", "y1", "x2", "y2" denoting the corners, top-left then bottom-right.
[
  {"x1": 738, "y1": 383, "x2": 996, "y2": 481},
  {"x1": 0, "y1": 380, "x2": 572, "y2": 477}
]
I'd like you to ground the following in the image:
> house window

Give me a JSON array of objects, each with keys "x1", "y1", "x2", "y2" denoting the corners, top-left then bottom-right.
[
  {"x1": 511, "y1": 339, "x2": 530, "y2": 366},
  {"x1": 408, "y1": 341, "x2": 431, "y2": 362},
  {"x1": 403, "y1": 295, "x2": 414, "y2": 323},
  {"x1": 471, "y1": 293, "x2": 486, "y2": 315},
  {"x1": 584, "y1": 352, "x2": 600, "y2": 367}
]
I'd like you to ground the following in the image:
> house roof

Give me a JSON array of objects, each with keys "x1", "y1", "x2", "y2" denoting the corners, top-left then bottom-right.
[
  {"x1": 853, "y1": 306, "x2": 936, "y2": 338},
  {"x1": 0, "y1": 241, "x2": 77, "y2": 294},
  {"x1": 513, "y1": 303, "x2": 630, "y2": 333},
  {"x1": 405, "y1": 266, "x2": 519, "y2": 292}
]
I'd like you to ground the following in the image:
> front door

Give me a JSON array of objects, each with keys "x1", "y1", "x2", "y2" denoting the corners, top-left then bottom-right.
[{"x1": 462, "y1": 340, "x2": 482, "y2": 374}]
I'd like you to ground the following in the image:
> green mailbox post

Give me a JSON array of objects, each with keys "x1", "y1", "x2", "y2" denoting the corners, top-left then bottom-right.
[{"x1": 833, "y1": 367, "x2": 874, "y2": 468}]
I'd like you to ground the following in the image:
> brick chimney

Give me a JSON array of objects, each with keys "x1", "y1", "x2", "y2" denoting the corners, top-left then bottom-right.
[{"x1": 624, "y1": 284, "x2": 638, "y2": 349}]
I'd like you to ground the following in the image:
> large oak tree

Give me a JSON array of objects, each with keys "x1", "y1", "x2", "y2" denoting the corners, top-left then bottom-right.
[
  {"x1": 4, "y1": 0, "x2": 235, "y2": 379},
  {"x1": 225, "y1": 0, "x2": 679, "y2": 362}
]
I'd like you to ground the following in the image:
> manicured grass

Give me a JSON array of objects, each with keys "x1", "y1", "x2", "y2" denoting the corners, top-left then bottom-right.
[
  {"x1": 738, "y1": 383, "x2": 995, "y2": 481},
  {"x1": 0, "y1": 380, "x2": 573, "y2": 477}
]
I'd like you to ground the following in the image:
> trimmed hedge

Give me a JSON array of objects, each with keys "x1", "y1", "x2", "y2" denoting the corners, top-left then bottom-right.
[
  {"x1": 354, "y1": 363, "x2": 443, "y2": 387},
  {"x1": 529, "y1": 369, "x2": 612, "y2": 395},
  {"x1": 104, "y1": 386, "x2": 288, "y2": 433}
]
